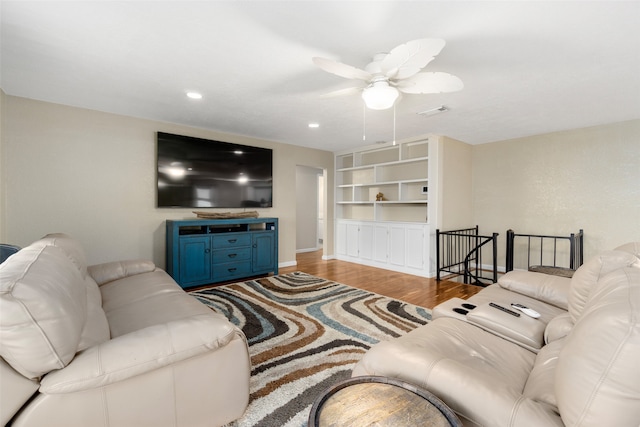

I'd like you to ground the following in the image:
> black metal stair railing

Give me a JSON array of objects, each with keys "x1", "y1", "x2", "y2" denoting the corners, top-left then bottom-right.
[
  {"x1": 505, "y1": 229, "x2": 584, "y2": 273},
  {"x1": 436, "y1": 226, "x2": 498, "y2": 286},
  {"x1": 463, "y1": 233, "x2": 499, "y2": 286}
]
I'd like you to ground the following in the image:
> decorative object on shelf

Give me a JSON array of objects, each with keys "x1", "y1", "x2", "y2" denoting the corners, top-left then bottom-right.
[
  {"x1": 375, "y1": 192, "x2": 384, "y2": 201},
  {"x1": 193, "y1": 211, "x2": 259, "y2": 219},
  {"x1": 313, "y1": 38, "x2": 463, "y2": 110}
]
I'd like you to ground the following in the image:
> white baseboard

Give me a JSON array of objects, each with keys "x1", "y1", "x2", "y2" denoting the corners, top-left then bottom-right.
[
  {"x1": 279, "y1": 260, "x2": 297, "y2": 268},
  {"x1": 296, "y1": 247, "x2": 321, "y2": 253}
]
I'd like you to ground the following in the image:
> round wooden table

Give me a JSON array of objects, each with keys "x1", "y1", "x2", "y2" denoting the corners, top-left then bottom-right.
[{"x1": 308, "y1": 376, "x2": 462, "y2": 427}]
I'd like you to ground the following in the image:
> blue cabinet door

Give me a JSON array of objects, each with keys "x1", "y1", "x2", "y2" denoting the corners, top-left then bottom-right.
[
  {"x1": 179, "y1": 236, "x2": 211, "y2": 286},
  {"x1": 252, "y1": 232, "x2": 276, "y2": 273}
]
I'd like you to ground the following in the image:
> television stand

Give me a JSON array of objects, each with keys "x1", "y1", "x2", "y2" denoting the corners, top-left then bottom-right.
[{"x1": 166, "y1": 218, "x2": 278, "y2": 288}]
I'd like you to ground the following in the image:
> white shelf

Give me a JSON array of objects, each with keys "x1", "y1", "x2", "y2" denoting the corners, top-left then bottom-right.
[{"x1": 377, "y1": 200, "x2": 427, "y2": 204}]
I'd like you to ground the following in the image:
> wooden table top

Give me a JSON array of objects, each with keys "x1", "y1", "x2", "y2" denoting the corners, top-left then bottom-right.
[{"x1": 308, "y1": 376, "x2": 462, "y2": 427}]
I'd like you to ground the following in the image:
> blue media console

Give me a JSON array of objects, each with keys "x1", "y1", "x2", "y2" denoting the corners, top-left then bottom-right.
[{"x1": 166, "y1": 218, "x2": 278, "y2": 288}]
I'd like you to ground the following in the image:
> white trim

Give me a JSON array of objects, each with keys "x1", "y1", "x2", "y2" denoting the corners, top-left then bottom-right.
[
  {"x1": 278, "y1": 260, "x2": 297, "y2": 268},
  {"x1": 296, "y1": 247, "x2": 319, "y2": 254}
]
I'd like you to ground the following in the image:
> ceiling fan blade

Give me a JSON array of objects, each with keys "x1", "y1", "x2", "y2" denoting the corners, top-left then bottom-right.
[
  {"x1": 319, "y1": 86, "x2": 364, "y2": 98},
  {"x1": 312, "y1": 57, "x2": 372, "y2": 81},
  {"x1": 381, "y1": 38, "x2": 446, "y2": 80},
  {"x1": 396, "y1": 72, "x2": 464, "y2": 94}
]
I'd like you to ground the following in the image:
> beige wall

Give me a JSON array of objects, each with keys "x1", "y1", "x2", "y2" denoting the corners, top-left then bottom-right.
[
  {"x1": 472, "y1": 119, "x2": 640, "y2": 264},
  {"x1": 0, "y1": 91, "x2": 5, "y2": 242},
  {"x1": 1, "y1": 95, "x2": 334, "y2": 267},
  {"x1": 440, "y1": 136, "x2": 473, "y2": 230}
]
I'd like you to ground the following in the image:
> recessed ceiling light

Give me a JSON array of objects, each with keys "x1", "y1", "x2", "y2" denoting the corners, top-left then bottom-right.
[
  {"x1": 308, "y1": 123, "x2": 320, "y2": 128},
  {"x1": 186, "y1": 92, "x2": 203, "y2": 99}
]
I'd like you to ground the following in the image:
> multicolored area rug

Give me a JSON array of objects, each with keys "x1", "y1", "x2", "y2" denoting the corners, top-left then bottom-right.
[{"x1": 189, "y1": 271, "x2": 431, "y2": 427}]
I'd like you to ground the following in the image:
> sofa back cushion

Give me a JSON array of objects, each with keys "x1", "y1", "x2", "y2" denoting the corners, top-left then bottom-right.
[
  {"x1": 556, "y1": 267, "x2": 640, "y2": 426},
  {"x1": 568, "y1": 250, "x2": 639, "y2": 322},
  {"x1": 615, "y1": 241, "x2": 640, "y2": 258},
  {"x1": 31, "y1": 233, "x2": 110, "y2": 350},
  {"x1": 0, "y1": 245, "x2": 87, "y2": 379},
  {"x1": 32, "y1": 233, "x2": 89, "y2": 277}
]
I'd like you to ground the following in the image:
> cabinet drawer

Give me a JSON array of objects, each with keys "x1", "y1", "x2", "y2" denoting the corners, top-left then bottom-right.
[
  {"x1": 212, "y1": 247, "x2": 251, "y2": 264},
  {"x1": 213, "y1": 261, "x2": 252, "y2": 280},
  {"x1": 212, "y1": 233, "x2": 251, "y2": 248}
]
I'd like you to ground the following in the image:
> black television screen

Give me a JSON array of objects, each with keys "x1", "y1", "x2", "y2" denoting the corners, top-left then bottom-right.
[{"x1": 156, "y1": 132, "x2": 273, "y2": 208}]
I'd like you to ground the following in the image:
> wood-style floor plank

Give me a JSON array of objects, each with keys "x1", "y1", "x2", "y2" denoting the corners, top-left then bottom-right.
[{"x1": 279, "y1": 250, "x2": 482, "y2": 308}]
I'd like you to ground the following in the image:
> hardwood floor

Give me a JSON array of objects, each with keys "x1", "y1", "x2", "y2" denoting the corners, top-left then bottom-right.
[{"x1": 279, "y1": 250, "x2": 482, "y2": 309}]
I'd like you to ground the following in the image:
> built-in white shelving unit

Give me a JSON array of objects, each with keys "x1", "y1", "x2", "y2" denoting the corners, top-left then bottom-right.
[
  {"x1": 334, "y1": 134, "x2": 473, "y2": 277},
  {"x1": 335, "y1": 137, "x2": 430, "y2": 223},
  {"x1": 334, "y1": 136, "x2": 436, "y2": 277}
]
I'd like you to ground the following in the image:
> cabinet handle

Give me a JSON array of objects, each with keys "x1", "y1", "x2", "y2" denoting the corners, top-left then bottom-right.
[
  {"x1": 228, "y1": 268, "x2": 237, "y2": 272},
  {"x1": 228, "y1": 239, "x2": 237, "y2": 243},
  {"x1": 228, "y1": 253, "x2": 237, "y2": 258},
  {"x1": 204, "y1": 249, "x2": 211, "y2": 254}
]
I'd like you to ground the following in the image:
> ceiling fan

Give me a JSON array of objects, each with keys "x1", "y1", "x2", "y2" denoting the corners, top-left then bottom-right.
[{"x1": 313, "y1": 38, "x2": 463, "y2": 110}]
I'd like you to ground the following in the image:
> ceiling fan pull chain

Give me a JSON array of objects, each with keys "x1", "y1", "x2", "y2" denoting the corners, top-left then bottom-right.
[
  {"x1": 363, "y1": 103, "x2": 367, "y2": 141},
  {"x1": 393, "y1": 104, "x2": 397, "y2": 145}
]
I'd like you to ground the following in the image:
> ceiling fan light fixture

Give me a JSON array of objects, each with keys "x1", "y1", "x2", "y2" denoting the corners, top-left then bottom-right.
[{"x1": 362, "y1": 81, "x2": 399, "y2": 110}]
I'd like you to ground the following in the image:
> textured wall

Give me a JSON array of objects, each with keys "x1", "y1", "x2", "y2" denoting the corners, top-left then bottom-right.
[
  {"x1": 472, "y1": 119, "x2": 640, "y2": 264},
  {"x1": 2, "y1": 95, "x2": 334, "y2": 267}
]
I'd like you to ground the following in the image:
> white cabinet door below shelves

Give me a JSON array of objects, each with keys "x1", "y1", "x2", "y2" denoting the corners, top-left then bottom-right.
[
  {"x1": 346, "y1": 223, "x2": 359, "y2": 257},
  {"x1": 359, "y1": 223, "x2": 374, "y2": 260},
  {"x1": 335, "y1": 220, "x2": 431, "y2": 278},
  {"x1": 406, "y1": 225, "x2": 427, "y2": 271},
  {"x1": 373, "y1": 224, "x2": 389, "y2": 263},
  {"x1": 389, "y1": 225, "x2": 406, "y2": 266}
]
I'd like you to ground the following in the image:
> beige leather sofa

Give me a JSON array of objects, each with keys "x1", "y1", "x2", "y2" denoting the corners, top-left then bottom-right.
[
  {"x1": 353, "y1": 242, "x2": 640, "y2": 426},
  {"x1": 1, "y1": 234, "x2": 250, "y2": 427}
]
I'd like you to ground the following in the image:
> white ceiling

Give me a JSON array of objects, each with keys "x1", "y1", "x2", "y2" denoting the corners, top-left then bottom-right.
[{"x1": 2, "y1": 1, "x2": 639, "y2": 152}]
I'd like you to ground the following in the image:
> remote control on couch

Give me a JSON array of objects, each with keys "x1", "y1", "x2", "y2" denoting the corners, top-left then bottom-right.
[{"x1": 511, "y1": 303, "x2": 541, "y2": 318}]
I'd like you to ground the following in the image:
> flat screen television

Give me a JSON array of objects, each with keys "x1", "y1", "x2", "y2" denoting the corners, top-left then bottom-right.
[{"x1": 156, "y1": 132, "x2": 273, "y2": 208}]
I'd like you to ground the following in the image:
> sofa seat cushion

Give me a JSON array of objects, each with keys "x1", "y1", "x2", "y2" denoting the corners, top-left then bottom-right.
[
  {"x1": 556, "y1": 267, "x2": 640, "y2": 427},
  {"x1": 467, "y1": 284, "x2": 567, "y2": 325},
  {"x1": 465, "y1": 302, "x2": 546, "y2": 352},
  {"x1": 0, "y1": 245, "x2": 87, "y2": 379},
  {"x1": 100, "y1": 269, "x2": 223, "y2": 337},
  {"x1": 352, "y1": 317, "x2": 548, "y2": 425}
]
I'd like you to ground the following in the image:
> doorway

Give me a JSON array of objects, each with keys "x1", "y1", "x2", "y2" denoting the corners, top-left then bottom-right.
[{"x1": 295, "y1": 165, "x2": 325, "y2": 254}]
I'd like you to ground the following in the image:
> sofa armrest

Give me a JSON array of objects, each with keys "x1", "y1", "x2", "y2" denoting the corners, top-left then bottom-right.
[
  {"x1": 39, "y1": 314, "x2": 243, "y2": 394},
  {"x1": 498, "y1": 270, "x2": 571, "y2": 310},
  {"x1": 88, "y1": 260, "x2": 156, "y2": 286},
  {"x1": 544, "y1": 313, "x2": 573, "y2": 344}
]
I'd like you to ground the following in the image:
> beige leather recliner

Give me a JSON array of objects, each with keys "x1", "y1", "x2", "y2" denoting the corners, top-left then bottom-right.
[
  {"x1": 1, "y1": 234, "x2": 250, "y2": 427},
  {"x1": 352, "y1": 242, "x2": 640, "y2": 426}
]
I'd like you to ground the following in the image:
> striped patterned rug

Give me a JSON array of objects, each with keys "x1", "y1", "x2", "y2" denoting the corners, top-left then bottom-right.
[{"x1": 189, "y1": 271, "x2": 431, "y2": 427}]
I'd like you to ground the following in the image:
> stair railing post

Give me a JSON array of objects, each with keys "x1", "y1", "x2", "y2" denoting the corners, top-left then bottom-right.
[{"x1": 506, "y1": 229, "x2": 514, "y2": 272}]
